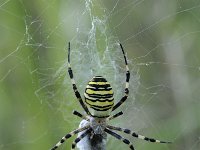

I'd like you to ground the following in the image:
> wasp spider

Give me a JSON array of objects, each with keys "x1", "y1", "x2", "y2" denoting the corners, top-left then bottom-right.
[{"x1": 50, "y1": 43, "x2": 171, "y2": 150}]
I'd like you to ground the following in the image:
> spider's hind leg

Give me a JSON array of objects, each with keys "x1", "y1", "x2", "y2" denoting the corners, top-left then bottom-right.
[
  {"x1": 112, "y1": 44, "x2": 130, "y2": 111},
  {"x1": 68, "y1": 42, "x2": 90, "y2": 115}
]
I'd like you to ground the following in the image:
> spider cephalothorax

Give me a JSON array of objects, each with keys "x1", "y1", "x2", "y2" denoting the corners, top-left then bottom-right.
[
  {"x1": 50, "y1": 43, "x2": 171, "y2": 150},
  {"x1": 90, "y1": 117, "x2": 107, "y2": 134}
]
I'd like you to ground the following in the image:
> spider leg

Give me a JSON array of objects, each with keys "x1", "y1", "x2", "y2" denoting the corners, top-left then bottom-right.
[
  {"x1": 104, "y1": 128, "x2": 135, "y2": 150},
  {"x1": 107, "y1": 125, "x2": 172, "y2": 144},
  {"x1": 112, "y1": 43, "x2": 130, "y2": 111},
  {"x1": 72, "y1": 110, "x2": 89, "y2": 121},
  {"x1": 50, "y1": 125, "x2": 90, "y2": 150},
  {"x1": 68, "y1": 42, "x2": 90, "y2": 115},
  {"x1": 107, "y1": 111, "x2": 123, "y2": 121},
  {"x1": 71, "y1": 128, "x2": 92, "y2": 150}
]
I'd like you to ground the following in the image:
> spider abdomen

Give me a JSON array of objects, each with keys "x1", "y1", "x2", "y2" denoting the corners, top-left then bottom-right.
[{"x1": 84, "y1": 76, "x2": 114, "y2": 117}]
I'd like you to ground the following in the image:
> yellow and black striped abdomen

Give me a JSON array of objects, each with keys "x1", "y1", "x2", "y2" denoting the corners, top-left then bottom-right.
[{"x1": 84, "y1": 76, "x2": 114, "y2": 117}]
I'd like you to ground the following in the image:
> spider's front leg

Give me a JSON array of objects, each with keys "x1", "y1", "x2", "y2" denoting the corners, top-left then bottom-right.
[
  {"x1": 71, "y1": 128, "x2": 92, "y2": 150},
  {"x1": 107, "y1": 125, "x2": 172, "y2": 144},
  {"x1": 50, "y1": 125, "x2": 90, "y2": 150},
  {"x1": 104, "y1": 128, "x2": 135, "y2": 150}
]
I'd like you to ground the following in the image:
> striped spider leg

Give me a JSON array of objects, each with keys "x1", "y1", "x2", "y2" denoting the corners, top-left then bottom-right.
[
  {"x1": 107, "y1": 111, "x2": 123, "y2": 121},
  {"x1": 50, "y1": 125, "x2": 90, "y2": 150},
  {"x1": 68, "y1": 42, "x2": 90, "y2": 115},
  {"x1": 71, "y1": 128, "x2": 92, "y2": 150},
  {"x1": 72, "y1": 110, "x2": 90, "y2": 121},
  {"x1": 112, "y1": 43, "x2": 130, "y2": 111},
  {"x1": 106, "y1": 125, "x2": 172, "y2": 144},
  {"x1": 105, "y1": 128, "x2": 135, "y2": 150}
]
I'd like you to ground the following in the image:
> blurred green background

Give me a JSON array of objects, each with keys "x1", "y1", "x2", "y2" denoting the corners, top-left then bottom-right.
[{"x1": 0, "y1": 0, "x2": 200, "y2": 150}]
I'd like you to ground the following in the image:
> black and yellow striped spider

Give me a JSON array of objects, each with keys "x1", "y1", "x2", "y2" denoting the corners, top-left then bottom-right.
[{"x1": 50, "y1": 43, "x2": 171, "y2": 150}]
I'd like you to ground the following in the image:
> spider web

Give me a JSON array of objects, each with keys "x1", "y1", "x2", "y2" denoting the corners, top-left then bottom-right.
[{"x1": 0, "y1": 0, "x2": 200, "y2": 150}]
